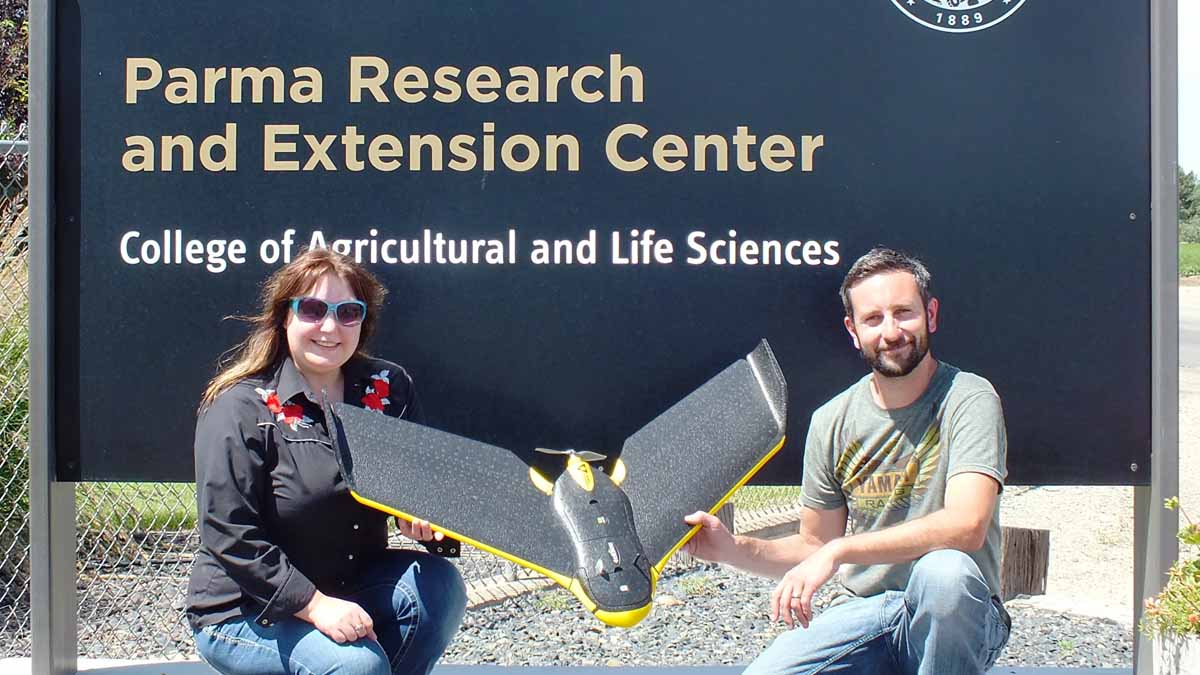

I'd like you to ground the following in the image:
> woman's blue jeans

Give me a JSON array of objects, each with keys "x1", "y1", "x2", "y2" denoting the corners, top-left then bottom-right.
[
  {"x1": 744, "y1": 549, "x2": 1011, "y2": 675},
  {"x1": 194, "y1": 550, "x2": 466, "y2": 675}
]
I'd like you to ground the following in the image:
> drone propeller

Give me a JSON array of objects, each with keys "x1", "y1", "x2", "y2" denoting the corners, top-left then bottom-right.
[{"x1": 534, "y1": 447, "x2": 608, "y2": 463}]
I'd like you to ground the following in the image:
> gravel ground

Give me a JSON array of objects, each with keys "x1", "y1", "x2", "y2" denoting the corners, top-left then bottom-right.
[{"x1": 442, "y1": 564, "x2": 1133, "y2": 669}]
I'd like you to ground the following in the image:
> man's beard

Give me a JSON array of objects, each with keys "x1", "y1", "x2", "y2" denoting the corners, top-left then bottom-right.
[{"x1": 861, "y1": 331, "x2": 930, "y2": 378}]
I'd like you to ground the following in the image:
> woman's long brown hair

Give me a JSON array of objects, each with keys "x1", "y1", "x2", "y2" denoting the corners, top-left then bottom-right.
[{"x1": 199, "y1": 248, "x2": 388, "y2": 409}]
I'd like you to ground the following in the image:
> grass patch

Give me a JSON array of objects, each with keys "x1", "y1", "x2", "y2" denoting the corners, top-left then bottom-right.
[
  {"x1": 1182, "y1": 243, "x2": 1200, "y2": 277},
  {"x1": 676, "y1": 574, "x2": 715, "y2": 597},
  {"x1": 78, "y1": 482, "x2": 197, "y2": 530},
  {"x1": 533, "y1": 589, "x2": 574, "y2": 612}
]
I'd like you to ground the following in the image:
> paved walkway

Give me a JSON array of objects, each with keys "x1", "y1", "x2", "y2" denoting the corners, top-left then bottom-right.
[{"x1": 1181, "y1": 283, "x2": 1200, "y2": 368}]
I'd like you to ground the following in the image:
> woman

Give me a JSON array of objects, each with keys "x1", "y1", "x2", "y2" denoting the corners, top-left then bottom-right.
[{"x1": 187, "y1": 249, "x2": 466, "y2": 675}]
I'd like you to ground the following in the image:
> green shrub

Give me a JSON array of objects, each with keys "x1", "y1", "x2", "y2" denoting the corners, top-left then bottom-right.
[
  {"x1": 1181, "y1": 218, "x2": 1200, "y2": 246},
  {"x1": 0, "y1": 0, "x2": 29, "y2": 129},
  {"x1": 1181, "y1": 243, "x2": 1200, "y2": 278},
  {"x1": 0, "y1": 303, "x2": 28, "y2": 585},
  {"x1": 1141, "y1": 497, "x2": 1200, "y2": 638}
]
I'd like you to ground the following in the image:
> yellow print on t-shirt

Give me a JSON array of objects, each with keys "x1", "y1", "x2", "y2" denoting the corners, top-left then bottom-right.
[{"x1": 837, "y1": 424, "x2": 941, "y2": 517}]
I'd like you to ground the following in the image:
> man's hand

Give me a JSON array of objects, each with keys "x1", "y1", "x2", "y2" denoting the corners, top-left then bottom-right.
[
  {"x1": 683, "y1": 511, "x2": 737, "y2": 563},
  {"x1": 769, "y1": 542, "x2": 840, "y2": 629},
  {"x1": 295, "y1": 590, "x2": 376, "y2": 643},
  {"x1": 395, "y1": 517, "x2": 444, "y2": 542}
]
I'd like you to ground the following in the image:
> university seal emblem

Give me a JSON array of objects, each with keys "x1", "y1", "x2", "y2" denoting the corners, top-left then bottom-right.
[{"x1": 891, "y1": 0, "x2": 1026, "y2": 34}]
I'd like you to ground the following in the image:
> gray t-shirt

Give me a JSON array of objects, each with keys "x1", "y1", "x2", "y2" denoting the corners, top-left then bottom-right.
[{"x1": 801, "y1": 361, "x2": 1007, "y2": 599}]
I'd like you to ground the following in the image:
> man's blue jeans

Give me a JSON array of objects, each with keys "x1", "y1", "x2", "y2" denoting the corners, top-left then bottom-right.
[
  {"x1": 745, "y1": 549, "x2": 1011, "y2": 675},
  {"x1": 194, "y1": 550, "x2": 466, "y2": 675}
]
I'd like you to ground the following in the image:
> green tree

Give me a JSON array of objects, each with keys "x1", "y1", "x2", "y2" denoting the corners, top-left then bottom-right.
[
  {"x1": 1182, "y1": 167, "x2": 1200, "y2": 221},
  {"x1": 0, "y1": 0, "x2": 28, "y2": 129},
  {"x1": 1182, "y1": 167, "x2": 1200, "y2": 244}
]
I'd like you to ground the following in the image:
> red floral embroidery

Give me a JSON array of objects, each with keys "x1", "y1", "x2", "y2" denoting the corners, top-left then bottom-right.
[
  {"x1": 263, "y1": 392, "x2": 283, "y2": 415},
  {"x1": 255, "y1": 387, "x2": 313, "y2": 430},
  {"x1": 361, "y1": 369, "x2": 392, "y2": 413},
  {"x1": 280, "y1": 403, "x2": 306, "y2": 426},
  {"x1": 362, "y1": 391, "x2": 385, "y2": 412}
]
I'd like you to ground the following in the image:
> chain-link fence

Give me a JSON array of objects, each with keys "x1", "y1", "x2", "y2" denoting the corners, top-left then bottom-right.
[
  {"x1": 0, "y1": 118, "x2": 31, "y2": 657},
  {"x1": 0, "y1": 120, "x2": 797, "y2": 660}
]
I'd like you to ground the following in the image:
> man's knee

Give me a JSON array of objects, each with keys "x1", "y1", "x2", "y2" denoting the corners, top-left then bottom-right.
[{"x1": 907, "y1": 549, "x2": 989, "y2": 616}]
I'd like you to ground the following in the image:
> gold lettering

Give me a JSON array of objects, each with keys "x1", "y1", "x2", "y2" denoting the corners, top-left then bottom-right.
[
  {"x1": 230, "y1": 67, "x2": 285, "y2": 104},
  {"x1": 570, "y1": 65, "x2": 604, "y2": 103},
  {"x1": 545, "y1": 135, "x2": 579, "y2": 172},
  {"x1": 652, "y1": 134, "x2": 687, "y2": 172},
  {"x1": 350, "y1": 56, "x2": 389, "y2": 103},
  {"x1": 122, "y1": 136, "x2": 155, "y2": 171},
  {"x1": 693, "y1": 134, "x2": 728, "y2": 172},
  {"x1": 290, "y1": 67, "x2": 323, "y2": 103},
  {"x1": 606, "y1": 124, "x2": 648, "y2": 172},
  {"x1": 264, "y1": 124, "x2": 300, "y2": 171},
  {"x1": 125, "y1": 57, "x2": 162, "y2": 104},
  {"x1": 610, "y1": 53, "x2": 643, "y2": 103},
  {"x1": 395, "y1": 66, "x2": 428, "y2": 103},
  {"x1": 433, "y1": 66, "x2": 462, "y2": 103},
  {"x1": 164, "y1": 68, "x2": 197, "y2": 104},
  {"x1": 466, "y1": 66, "x2": 501, "y2": 103},
  {"x1": 801, "y1": 135, "x2": 824, "y2": 172},
  {"x1": 368, "y1": 134, "x2": 403, "y2": 171},
  {"x1": 161, "y1": 135, "x2": 194, "y2": 172},
  {"x1": 544, "y1": 66, "x2": 569, "y2": 103}
]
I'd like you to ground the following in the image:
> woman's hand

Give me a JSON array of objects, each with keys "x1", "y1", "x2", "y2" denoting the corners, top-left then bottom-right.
[
  {"x1": 395, "y1": 516, "x2": 444, "y2": 543},
  {"x1": 295, "y1": 590, "x2": 376, "y2": 643}
]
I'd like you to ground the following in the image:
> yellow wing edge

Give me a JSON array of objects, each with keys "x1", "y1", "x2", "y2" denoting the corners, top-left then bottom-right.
[
  {"x1": 650, "y1": 434, "x2": 788, "y2": 575},
  {"x1": 350, "y1": 434, "x2": 784, "y2": 628},
  {"x1": 349, "y1": 491, "x2": 653, "y2": 628}
]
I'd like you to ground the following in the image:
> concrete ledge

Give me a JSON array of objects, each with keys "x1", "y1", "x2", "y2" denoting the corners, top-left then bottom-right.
[{"x1": 0, "y1": 658, "x2": 1136, "y2": 674}]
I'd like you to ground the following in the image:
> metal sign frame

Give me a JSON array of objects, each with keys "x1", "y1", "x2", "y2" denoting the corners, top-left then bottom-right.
[{"x1": 28, "y1": 1, "x2": 1179, "y2": 672}]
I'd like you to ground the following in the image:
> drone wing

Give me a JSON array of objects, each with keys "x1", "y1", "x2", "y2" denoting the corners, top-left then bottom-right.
[
  {"x1": 327, "y1": 402, "x2": 577, "y2": 587},
  {"x1": 617, "y1": 339, "x2": 788, "y2": 572}
]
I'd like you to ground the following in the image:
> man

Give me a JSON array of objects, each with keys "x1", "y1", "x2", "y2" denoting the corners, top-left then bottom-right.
[{"x1": 685, "y1": 248, "x2": 1010, "y2": 675}]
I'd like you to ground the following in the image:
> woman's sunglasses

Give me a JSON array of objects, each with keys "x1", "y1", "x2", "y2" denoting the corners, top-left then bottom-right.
[{"x1": 289, "y1": 297, "x2": 368, "y2": 327}]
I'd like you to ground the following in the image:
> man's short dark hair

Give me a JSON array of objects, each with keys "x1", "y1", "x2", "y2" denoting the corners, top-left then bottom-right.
[{"x1": 839, "y1": 247, "x2": 933, "y2": 318}]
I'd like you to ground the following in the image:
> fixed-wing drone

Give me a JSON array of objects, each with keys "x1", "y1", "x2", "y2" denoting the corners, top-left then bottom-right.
[{"x1": 325, "y1": 340, "x2": 787, "y2": 627}]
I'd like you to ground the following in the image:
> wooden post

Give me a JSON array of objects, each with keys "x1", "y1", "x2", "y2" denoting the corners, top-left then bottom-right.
[{"x1": 1000, "y1": 525, "x2": 1050, "y2": 601}]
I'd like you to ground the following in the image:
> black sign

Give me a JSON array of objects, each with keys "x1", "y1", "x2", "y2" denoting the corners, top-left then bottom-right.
[{"x1": 53, "y1": 1, "x2": 1151, "y2": 484}]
